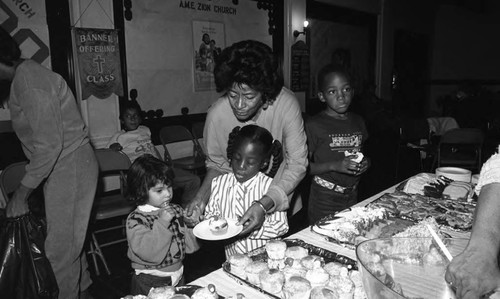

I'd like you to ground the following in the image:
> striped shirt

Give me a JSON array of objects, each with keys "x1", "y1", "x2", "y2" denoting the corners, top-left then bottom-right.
[{"x1": 205, "y1": 172, "x2": 289, "y2": 258}]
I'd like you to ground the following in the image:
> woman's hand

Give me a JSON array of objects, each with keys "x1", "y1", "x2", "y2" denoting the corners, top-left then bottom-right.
[
  {"x1": 5, "y1": 185, "x2": 32, "y2": 218},
  {"x1": 237, "y1": 202, "x2": 266, "y2": 236},
  {"x1": 185, "y1": 168, "x2": 220, "y2": 218},
  {"x1": 185, "y1": 195, "x2": 207, "y2": 220},
  {"x1": 183, "y1": 205, "x2": 202, "y2": 228},
  {"x1": 445, "y1": 246, "x2": 500, "y2": 298}
]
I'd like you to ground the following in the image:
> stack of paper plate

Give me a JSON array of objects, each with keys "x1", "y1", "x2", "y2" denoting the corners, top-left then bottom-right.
[{"x1": 435, "y1": 167, "x2": 472, "y2": 182}]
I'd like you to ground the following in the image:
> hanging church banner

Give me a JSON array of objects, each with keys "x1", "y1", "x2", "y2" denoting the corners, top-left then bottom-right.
[{"x1": 72, "y1": 27, "x2": 124, "y2": 100}]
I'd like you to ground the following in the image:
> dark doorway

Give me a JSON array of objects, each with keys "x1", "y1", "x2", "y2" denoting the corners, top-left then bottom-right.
[
  {"x1": 305, "y1": 1, "x2": 377, "y2": 117},
  {"x1": 392, "y1": 30, "x2": 431, "y2": 118},
  {"x1": 305, "y1": 2, "x2": 387, "y2": 200}
]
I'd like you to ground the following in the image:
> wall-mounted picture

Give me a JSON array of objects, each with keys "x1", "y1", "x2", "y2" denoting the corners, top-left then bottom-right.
[{"x1": 192, "y1": 20, "x2": 225, "y2": 92}]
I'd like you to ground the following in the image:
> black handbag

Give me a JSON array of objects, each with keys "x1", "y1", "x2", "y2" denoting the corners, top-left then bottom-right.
[{"x1": 0, "y1": 214, "x2": 59, "y2": 299}]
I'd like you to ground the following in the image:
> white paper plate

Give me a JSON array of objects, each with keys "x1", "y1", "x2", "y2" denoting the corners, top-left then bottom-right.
[
  {"x1": 193, "y1": 218, "x2": 242, "y2": 241},
  {"x1": 436, "y1": 167, "x2": 472, "y2": 182}
]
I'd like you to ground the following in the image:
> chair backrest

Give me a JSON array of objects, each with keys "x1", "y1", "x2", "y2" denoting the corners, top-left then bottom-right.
[
  {"x1": 160, "y1": 125, "x2": 196, "y2": 144},
  {"x1": 437, "y1": 128, "x2": 484, "y2": 171},
  {"x1": 159, "y1": 125, "x2": 206, "y2": 169},
  {"x1": 191, "y1": 121, "x2": 207, "y2": 157},
  {"x1": 94, "y1": 148, "x2": 132, "y2": 173},
  {"x1": 94, "y1": 149, "x2": 131, "y2": 195},
  {"x1": 439, "y1": 128, "x2": 484, "y2": 145},
  {"x1": 0, "y1": 161, "x2": 28, "y2": 207},
  {"x1": 191, "y1": 121, "x2": 205, "y2": 139}
]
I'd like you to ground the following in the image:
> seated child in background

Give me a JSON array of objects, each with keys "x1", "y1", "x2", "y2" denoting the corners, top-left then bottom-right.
[
  {"x1": 305, "y1": 63, "x2": 370, "y2": 225},
  {"x1": 107, "y1": 100, "x2": 200, "y2": 208},
  {"x1": 204, "y1": 124, "x2": 289, "y2": 259},
  {"x1": 125, "y1": 155, "x2": 198, "y2": 295}
]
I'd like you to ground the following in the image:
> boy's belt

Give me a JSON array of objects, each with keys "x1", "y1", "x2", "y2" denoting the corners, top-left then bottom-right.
[{"x1": 313, "y1": 176, "x2": 355, "y2": 194}]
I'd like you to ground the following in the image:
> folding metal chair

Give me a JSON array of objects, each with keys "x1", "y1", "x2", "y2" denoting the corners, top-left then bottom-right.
[
  {"x1": 0, "y1": 161, "x2": 28, "y2": 209},
  {"x1": 437, "y1": 128, "x2": 484, "y2": 173},
  {"x1": 159, "y1": 125, "x2": 206, "y2": 175},
  {"x1": 191, "y1": 121, "x2": 206, "y2": 155},
  {"x1": 87, "y1": 148, "x2": 134, "y2": 275}
]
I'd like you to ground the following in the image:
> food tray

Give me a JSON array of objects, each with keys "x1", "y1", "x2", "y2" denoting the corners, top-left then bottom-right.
[
  {"x1": 121, "y1": 285, "x2": 225, "y2": 299},
  {"x1": 367, "y1": 191, "x2": 475, "y2": 231},
  {"x1": 311, "y1": 213, "x2": 417, "y2": 250},
  {"x1": 176, "y1": 285, "x2": 225, "y2": 298},
  {"x1": 222, "y1": 239, "x2": 357, "y2": 299},
  {"x1": 396, "y1": 173, "x2": 475, "y2": 201}
]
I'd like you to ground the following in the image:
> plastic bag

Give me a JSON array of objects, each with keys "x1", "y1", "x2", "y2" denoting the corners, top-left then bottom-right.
[{"x1": 0, "y1": 214, "x2": 59, "y2": 299}]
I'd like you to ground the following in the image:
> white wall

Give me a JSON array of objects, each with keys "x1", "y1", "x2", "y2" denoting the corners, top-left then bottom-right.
[{"x1": 124, "y1": 1, "x2": 270, "y2": 116}]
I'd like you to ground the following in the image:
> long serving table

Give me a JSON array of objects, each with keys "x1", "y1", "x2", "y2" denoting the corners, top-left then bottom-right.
[
  {"x1": 190, "y1": 182, "x2": 472, "y2": 298},
  {"x1": 189, "y1": 183, "x2": 398, "y2": 298}
]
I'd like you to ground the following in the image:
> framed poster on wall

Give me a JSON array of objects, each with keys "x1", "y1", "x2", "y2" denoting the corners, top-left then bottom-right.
[{"x1": 192, "y1": 20, "x2": 225, "y2": 92}]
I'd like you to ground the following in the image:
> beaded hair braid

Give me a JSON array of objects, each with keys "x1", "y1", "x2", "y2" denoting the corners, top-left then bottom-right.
[{"x1": 227, "y1": 125, "x2": 284, "y2": 178}]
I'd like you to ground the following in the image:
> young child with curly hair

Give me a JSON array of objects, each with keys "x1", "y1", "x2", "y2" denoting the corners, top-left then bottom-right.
[{"x1": 125, "y1": 155, "x2": 197, "y2": 295}]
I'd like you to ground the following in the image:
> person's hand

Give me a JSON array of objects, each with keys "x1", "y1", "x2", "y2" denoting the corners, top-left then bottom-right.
[
  {"x1": 109, "y1": 143, "x2": 123, "y2": 151},
  {"x1": 445, "y1": 245, "x2": 500, "y2": 298},
  {"x1": 185, "y1": 195, "x2": 207, "y2": 220},
  {"x1": 159, "y1": 205, "x2": 175, "y2": 223},
  {"x1": 334, "y1": 155, "x2": 361, "y2": 175},
  {"x1": 355, "y1": 157, "x2": 370, "y2": 176},
  {"x1": 237, "y1": 202, "x2": 266, "y2": 236},
  {"x1": 5, "y1": 185, "x2": 32, "y2": 218},
  {"x1": 183, "y1": 205, "x2": 202, "y2": 228}
]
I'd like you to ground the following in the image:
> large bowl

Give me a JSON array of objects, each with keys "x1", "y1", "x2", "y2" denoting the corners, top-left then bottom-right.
[
  {"x1": 356, "y1": 237, "x2": 468, "y2": 299},
  {"x1": 436, "y1": 167, "x2": 472, "y2": 183}
]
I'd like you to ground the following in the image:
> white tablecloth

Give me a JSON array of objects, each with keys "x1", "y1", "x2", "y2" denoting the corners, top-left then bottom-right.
[{"x1": 189, "y1": 182, "x2": 471, "y2": 298}]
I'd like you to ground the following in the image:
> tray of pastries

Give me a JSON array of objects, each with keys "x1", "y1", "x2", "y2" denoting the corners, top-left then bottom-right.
[{"x1": 222, "y1": 239, "x2": 366, "y2": 299}]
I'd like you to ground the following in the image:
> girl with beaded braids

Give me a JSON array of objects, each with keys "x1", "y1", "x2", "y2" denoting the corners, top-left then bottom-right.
[
  {"x1": 205, "y1": 125, "x2": 289, "y2": 258},
  {"x1": 186, "y1": 40, "x2": 308, "y2": 237},
  {"x1": 226, "y1": 125, "x2": 284, "y2": 178}
]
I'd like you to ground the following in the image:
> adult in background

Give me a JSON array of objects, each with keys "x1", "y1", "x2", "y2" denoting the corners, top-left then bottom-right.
[
  {"x1": 0, "y1": 28, "x2": 98, "y2": 299},
  {"x1": 445, "y1": 148, "x2": 500, "y2": 299},
  {"x1": 186, "y1": 40, "x2": 308, "y2": 235}
]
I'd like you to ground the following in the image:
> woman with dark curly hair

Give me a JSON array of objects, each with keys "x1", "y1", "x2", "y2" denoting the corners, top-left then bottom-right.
[{"x1": 186, "y1": 40, "x2": 308, "y2": 236}]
